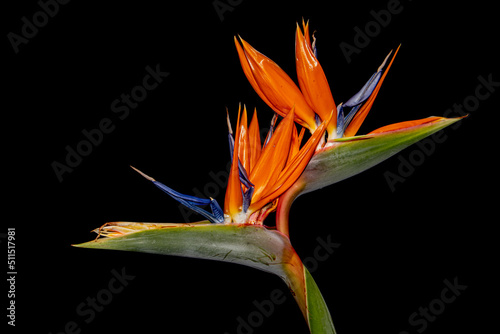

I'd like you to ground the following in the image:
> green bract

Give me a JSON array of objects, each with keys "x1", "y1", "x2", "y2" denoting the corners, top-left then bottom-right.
[
  {"x1": 301, "y1": 117, "x2": 463, "y2": 194},
  {"x1": 74, "y1": 222, "x2": 336, "y2": 333}
]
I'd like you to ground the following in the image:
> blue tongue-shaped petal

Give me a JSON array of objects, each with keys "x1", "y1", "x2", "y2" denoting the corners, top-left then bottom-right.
[
  {"x1": 131, "y1": 166, "x2": 224, "y2": 224},
  {"x1": 343, "y1": 71, "x2": 382, "y2": 108},
  {"x1": 336, "y1": 50, "x2": 393, "y2": 138}
]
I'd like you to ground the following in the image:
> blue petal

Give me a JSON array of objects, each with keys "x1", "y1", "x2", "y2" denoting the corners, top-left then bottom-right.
[
  {"x1": 344, "y1": 71, "x2": 382, "y2": 108},
  {"x1": 343, "y1": 104, "x2": 361, "y2": 129},
  {"x1": 152, "y1": 181, "x2": 224, "y2": 224},
  {"x1": 336, "y1": 103, "x2": 345, "y2": 138},
  {"x1": 153, "y1": 181, "x2": 211, "y2": 206},
  {"x1": 336, "y1": 50, "x2": 393, "y2": 137},
  {"x1": 131, "y1": 166, "x2": 224, "y2": 224},
  {"x1": 242, "y1": 186, "x2": 254, "y2": 212},
  {"x1": 209, "y1": 198, "x2": 225, "y2": 223},
  {"x1": 238, "y1": 164, "x2": 254, "y2": 189}
]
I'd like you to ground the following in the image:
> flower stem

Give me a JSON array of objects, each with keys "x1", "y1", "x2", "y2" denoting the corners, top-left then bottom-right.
[
  {"x1": 276, "y1": 181, "x2": 305, "y2": 236},
  {"x1": 284, "y1": 260, "x2": 337, "y2": 334}
]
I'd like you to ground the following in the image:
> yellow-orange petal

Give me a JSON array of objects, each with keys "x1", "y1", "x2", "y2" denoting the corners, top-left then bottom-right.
[
  {"x1": 237, "y1": 37, "x2": 317, "y2": 130},
  {"x1": 295, "y1": 22, "x2": 337, "y2": 135},
  {"x1": 343, "y1": 45, "x2": 401, "y2": 137}
]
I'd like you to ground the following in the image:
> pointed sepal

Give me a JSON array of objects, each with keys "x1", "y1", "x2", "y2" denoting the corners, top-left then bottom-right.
[
  {"x1": 300, "y1": 116, "x2": 464, "y2": 194},
  {"x1": 74, "y1": 222, "x2": 298, "y2": 278}
]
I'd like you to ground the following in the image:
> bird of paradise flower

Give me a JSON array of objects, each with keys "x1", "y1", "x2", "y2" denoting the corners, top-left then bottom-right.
[{"x1": 74, "y1": 20, "x2": 464, "y2": 334}]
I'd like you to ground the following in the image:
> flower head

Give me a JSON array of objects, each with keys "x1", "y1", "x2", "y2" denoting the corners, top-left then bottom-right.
[
  {"x1": 223, "y1": 104, "x2": 331, "y2": 224},
  {"x1": 233, "y1": 20, "x2": 464, "y2": 235},
  {"x1": 235, "y1": 20, "x2": 402, "y2": 140}
]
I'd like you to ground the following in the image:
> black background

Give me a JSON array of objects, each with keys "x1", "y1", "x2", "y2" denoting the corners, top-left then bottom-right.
[{"x1": 4, "y1": 0, "x2": 497, "y2": 333}]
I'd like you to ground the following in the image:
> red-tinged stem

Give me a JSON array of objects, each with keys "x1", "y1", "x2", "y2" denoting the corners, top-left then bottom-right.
[
  {"x1": 281, "y1": 253, "x2": 337, "y2": 334},
  {"x1": 276, "y1": 181, "x2": 305, "y2": 237}
]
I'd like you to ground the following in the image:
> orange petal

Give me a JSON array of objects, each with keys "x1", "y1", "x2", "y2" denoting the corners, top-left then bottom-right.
[
  {"x1": 275, "y1": 112, "x2": 330, "y2": 187},
  {"x1": 249, "y1": 109, "x2": 296, "y2": 204},
  {"x1": 288, "y1": 124, "x2": 303, "y2": 162},
  {"x1": 368, "y1": 116, "x2": 445, "y2": 134},
  {"x1": 237, "y1": 105, "x2": 251, "y2": 173},
  {"x1": 302, "y1": 19, "x2": 311, "y2": 48},
  {"x1": 234, "y1": 36, "x2": 276, "y2": 112},
  {"x1": 250, "y1": 111, "x2": 331, "y2": 211},
  {"x1": 295, "y1": 22, "x2": 336, "y2": 135},
  {"x1": 224, "y1": 105, "x2": 243, "y2": 220},
  {"x1": 236, "y1": 37, "x2": 317, "y2": 130},
  {"x1": 248, "y1": 107, "x2": 262, "y2": 172},
  {"x1": 344, "y1": 45, "x2": 401, "y2": 137}
]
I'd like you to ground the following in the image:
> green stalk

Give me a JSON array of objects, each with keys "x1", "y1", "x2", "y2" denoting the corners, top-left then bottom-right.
[{"x1": 284, "y1": 262, "x2": 336, "y2": 334}]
